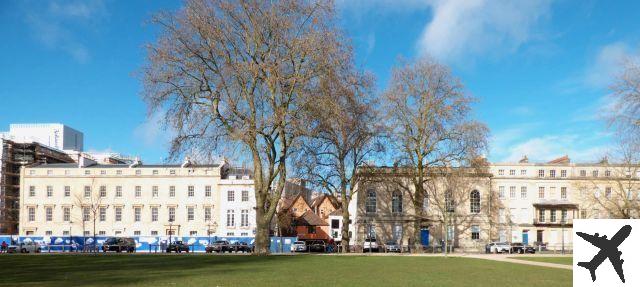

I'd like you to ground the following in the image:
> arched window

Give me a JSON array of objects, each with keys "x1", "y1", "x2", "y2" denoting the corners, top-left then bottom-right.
[
  {"x1": 470, "y1": 190, "x2": 480, "y2": 214},
  {"x1": 445, "y1": 190, "x2": 455, "y2": 213},
  {"x1": 366, "y1": 190, "x2": 377, "y2": 213},
  {"x1": 392, "y1": 191, "x2": 403, "y2": 213}
]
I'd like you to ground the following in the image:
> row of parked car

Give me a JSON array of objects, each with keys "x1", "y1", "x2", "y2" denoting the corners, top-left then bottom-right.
[
  {"x1": 290, "y1": 240, "x2": 332, "y2": 252},
  {"x1": 485, "y1": 242, "x2": 536, "y2": 254}
]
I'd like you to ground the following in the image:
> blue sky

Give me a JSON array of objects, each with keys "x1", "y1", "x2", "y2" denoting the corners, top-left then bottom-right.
[{"x1": 1, "y1": 0, "x2": 639, "y2": 164}]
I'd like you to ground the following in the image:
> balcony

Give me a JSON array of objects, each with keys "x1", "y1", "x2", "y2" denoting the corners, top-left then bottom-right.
[{"x1": 533, "y1": 218, "x2": 573, "y2": 227}]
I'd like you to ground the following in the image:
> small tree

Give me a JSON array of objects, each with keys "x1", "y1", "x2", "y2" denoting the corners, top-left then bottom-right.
[{"x1": 73, "y1": 178, "x2": 104, "y2": 252}]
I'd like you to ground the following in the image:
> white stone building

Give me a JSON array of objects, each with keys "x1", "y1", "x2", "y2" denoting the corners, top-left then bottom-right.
[{"x1": 18, "y1": 159, "x2": 256, "y2": 238}]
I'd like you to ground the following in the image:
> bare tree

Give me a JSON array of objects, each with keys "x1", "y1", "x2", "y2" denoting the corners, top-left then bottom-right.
[
  {"x1": 296, "y1": 55, "x2": 383, "y2": 252},
  {"x1": 610, "y1": 57, "x2": 640, "y2": 139},
  {"x1": 383, "y1": 58, "x2": 489, "y2": 251},
  {"x1": 73, "y1": 178, "x2": 104, "y2": 252},
  {"x1": 141, "y1": 0, "x2": 344, "y2": 254}
]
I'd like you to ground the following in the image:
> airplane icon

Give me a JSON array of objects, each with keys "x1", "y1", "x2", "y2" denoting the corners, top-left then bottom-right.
[{"x1": 576, "y1": 225, "x2": 632, "y2": 283}]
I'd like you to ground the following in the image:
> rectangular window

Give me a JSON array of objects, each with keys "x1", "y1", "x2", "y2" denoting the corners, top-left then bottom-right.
[
  {"x1": 99, "y1": 207, "x2": 106, "y2": 222},
  {"x1": 580, "y1": 170, "x2": 586, "y2": 177},
  {"x1": 549, "y1": 170, "x2": 556, "y2": 178},
  {"x1": 188, "y1": 186, "x2": 195, "y2": 197},
  {"x1": 152, "y1": 170, "x2": 158, "y2": 175},
  {"x1": 205, "y1": 186, "x2": 212, "y2": 197},
  {"x1": 134, "y1": 230, "x2": 141, "y2": 236},
  {"x1": 64, "y1": 186, "x2": 71, "y2": 197},
  {"x1": 592, "y1": 170, "x2": 599, "y2": 177},
  {"x1": 29, "y1": 186, "x2": 35, "y2": 197},
  {"x1": 63, "y1": 230, "x2": 69, "y2": 236},
  {"x1": 580, "y1": 209, "x2": 587, "y2": 219},
  {"x1": 509, "y1": 186, "x2": 516, "y2": 199},
  {"x1": 100, "y1": 170, "x2": 106, "y2": 175},
  {"x1": 550, "y1": 210, "x2": 557, "y2": 222},
  {"x1": 135, "y1": 170, "x2": 141, "y2": 175},
  {"x1": 227, "y1": 210, "x2": 235, "y2": 227},
  {"x1": 115, "y1": 207, "x2": 122, "y2": 222},
  {"x1": 134, "y1": 207, "x2": 141, "y2": 222},
  {"x1": 498, "y1": 169, "x2": 504, "y2": 176},
  {"x1": 538, "y1": 187, "x2": 545, "y2": 199},
  {"x1": 605, "y1": 170, "x2": 611, "y2": 177},
  {"x1": 169, "y1": 186, "x2": 175, "y2": 197},
  {"x1": 135, "y1": 186, "x2": 141, "y2": 197},
  {"x1": 45, "y1": 230, "x2": 52, "y2": 235},
  {"x1": 28, "y1": 207, "x2": 35, "y2": 221},
  {"x1": 152, "y1": 186, "x2": 158, "y2": 197},
  {"x1": 204, "y1": 207, "x2": 211, "y2": 221},
  {"x1": 45, "y1": 207, "x2": 52, "y2": 221},
  {"x1": 471, "y1": 225, "x2": 480, "y2": 240},
  {"x1": 520, "y1": 169, "x2": 526, "y2": 176},
  {"x1": 499, "y1": 186, "x2": 505, "y2": 199},
  {"x1": 228, "y1": 190, "x2": 235, "y2": 201},
  {"x1": 116, "y1": 170, "x2": 122, "y2": 175},
  {"x1": 227, "y1": 232, "x2": 234, "y2": 236},
  {"x1": 151, "y1": 230, "x2": 158, "y2": 235},
  {"x1": 63, "y1": 207, "x2": 70, "y2": 222},
  {"x1": 84, "y1": 186, "x2": 91, "y2": 198},
  {"x1": 116, "y1": 186, "x2": 122, "y2": 197},
  {"x1": 242, "y1": 190, "x2": 249, "y2": 202},
  {"x1": 83, "y1": 207, "x2": 90, "y2": 221},
  {"x1": 332, "y1": 219, "x2": 339, "y2": 229},
  {"x1": 169, "y1": 207, "x2": 176, "y2": 222},
  {"x1": 561, "y1": 187, "x2": 567, "y2": 199},
  {"x1": 561, "y1": 209, "x2": 568, "y2": 222},
  {"x1": 561, "y1": 170, "x2": 567, "y2": 178},
  {"x1": 46, "y1": 186, "x2": 53, "y2": 197},
  {"x1": 84, "y1": 170, "x2": 91, "y2": 175},
  {"x1": 509, "y1": 169, "x2": 516, "y2": 176},
  {"x1": 190, "y1": 231, "x2": 197, "y2": 236},
  {"x1": 605, "y1": 187, "x2": 612, "y2": 199},
  {"x1": 308, "y1": 226, "x2": 316, "y2": 234},
  {"x1": 539, "y1": 209, "x2": 545, "y2": 222},
  {"x1": 241, "y1": 232, "x2": 248, "y2": 237},
  {"x1": 100, "y1": 186, "x2": 107, "y2": 198},
  {"x1": 188, "y1": 207, "x2": 195, "y2": 221},
  {"x1": 99, "y1": 231, "x2": 106, "y2": 235},
  {"x1": 520, "y1": 186, "x2": 527, "y2": 199},
  {"x1": 538, "y1": 170, "x2": 545, "y2": 178},
  {"x1": 29, "y1": 170, "x2": 35, "y2": 175},
  {"x1": 241, "y1": 210, "x2": 249, "y2": 227},
  {"x1": 47, "y1": 170, "x2": 53, "y2": 175},
  {"x1": 84, "y1": 231, "x2": 90, "y2": 236},
  {"x1": 170, "y1": 169, "x2": 176, "y2": 175},
  {"x1": 151, "y1": 207, "x2": 158, "y2": 222}
]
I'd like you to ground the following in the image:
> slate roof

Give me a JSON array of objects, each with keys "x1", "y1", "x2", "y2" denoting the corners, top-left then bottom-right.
[{"x1": 294, "y1": 210, "x2": 329, "y2": 226}]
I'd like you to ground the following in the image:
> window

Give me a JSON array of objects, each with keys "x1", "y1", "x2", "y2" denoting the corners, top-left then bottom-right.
[
  {"x1": 393, "y1": 224, "x2": 403, "y2": 240},
  {"x1": 308, "y1": 226, "x2": 316, "y2": 234},
  {"x1": 169, "y1": 186, "x2": 176, "y2": 197},
  {"x1": 29, "y1": 170, "x2": 35, "y2": 175},
  {"x1": 99, "y1": 231, "x2": 106, "y2": 235},
  {"x1": 151, "y1": 231, "x2": 158, "y2": 235},
  {"x1": 99, "y1": 186, "x2": 107, "y2": 198},
  {"x1": 498, "y1": 186, "x2": 505, "y2": 199},
  {"x1": 580, "y1": 170, "x2": 586, "y2": 177},
  {"x1": 241, "y1": 210, "x2": 249, "y2": 227},
  {"x1": 135, "y1": 186, "x2": 141, "y2": 197},
  {"x1": 116, "y1": 170, "x2": 122, "y2": 175},
  {"x1": 188, "y1": 186, "x2": 195, "y2": 197},
  {"x1": 539, "y1": 209, "x2": 545, "y2": 222},
  {"x1": 152, "y1": 207, "x2": 158, "y2": 222},
  {"x1": 84, "y1": 231, "x2": 90, "y2": 236},
  {"x1": 84, "y1": 186, "x2": 91, "y2": 198},
  {"x1": 152, "y1": 186, "x2": 158, "y2": 197},
  {"x1": 188, "y1": 207, "x2": 195, "y2": 221},
  {"x1": 538, "y1": 187, "x2": 545, "y2": 199},
  {"x1": 242, "y1": 190, "x2": 249, "y2": 201},
  {"x1": 392, "y1": 191, "x2": 403, "y2": 213},
  {"x1": 499, "y1": 208, "x2": 505, "y2": 223},
  {"x1": 169, "y1": 207, "x2": 175, "y2": 222},
  {"x1": 205, "y1": 186, "x2": 211, "y2": 197},
  {"x1": 470, "y1": 190, "x2": 480, "y2": 214},
  {"x1": 498, "y1": 169, "x2": 504, "y2": 176},
  {"x1": 100, "y1": 170, "x2": 106, "y2": 175},
  {"x1": 47, "y1": 186, "x2": 53, "y2": 197},
  {"x1": 580, "y1": 209, "x2": 587, "y2": 219},
  {"x1": 241, "y1": 232, "x2": 248, "y2": 236},
  {"x1": 115, "y1": 207, "x2": 122, "y2": 222},
  {"x1": 227, "y1": 232, "x2": 234, "y2": 236},
  {"x1": 135, "y1": 170, "x2": 141, "y2": 175},
  {"x1": 99, "y1": 207, "x2": 106, "y2": 222},
  {"x1": 538, "y1": 169, "x2": 545, "y2": 178},
  {"x1": 204, "y1": 207, "x2": 211, "y2": 221},
  {"x1": 134, "y1": 231, "x2": 141, "y2": 236},
  {"x1": 227, "y1": 210, "x2": 235, "y2": 227},
  {"x1": 84, "y1": 170, "x2": 91, "y2": 175},
  {"x1": 170, "y1": 169, "x2": 176, "y2": 175},
  {"x1": 134, "y1": 207, "x2": 141, "y2": 222},
  {"x1": 605, "y1": 187, "x2": 612, "y2": 199},
  {"x1": 561, "y1": 209, "x2": 568, "y2": 223},
  {"x1": 332, "y1": 219, "x2": 339, "y2": 229},
  {"x1": 47, "y1": 169, "x2": 53, "y2": 175},
  {"x1": 116, "y1": 186, "x2": 122, "y2": 197},
  {"x1": 45, "y1": 207, "x2": 52, "y2": 221},
  {"x1": 152, "y1": 170, "x2": 158, "y2": 175},
  {"x1": 509, "y1": 169, "x2": 516, "y2": 176},
  {"x1": 561, "y1": 170, "x2": 567, "y2": 178},
  {"x1": 115, "y1": 231, "x2": 122, "y2": 235},
  {"x1": 445, "y1": 191, "x2": 454, "y2": 213},
  {"x1": 521, "y1": 186, "x2": 527, "y2": 199},
  {"x1": 29, "y1": 186, "x2": 35, "y2": 197},
  {"x1": 83, "y1": 207, "x2": 90, "y2": 221},
  {"x1": 63, "y1": 231, "x2": 69, "y2": 236},
  {"x1": 422, "y1": 195, "x2": 429, "y2": 212},
  {"x1": 227, "y1": 190, "x2": 235, "y2": 201},
  {"x1": 365, "y1": 190, "x2": 376, "y2": 213},
  {"x1": 190, "y1": 231, "x2": 198, "y2": 236},
  {"x1": 549, "y1": 170, "x2": 556, "y2": 178},
  {"x1": 471, "y1": 225, "x2": 480, "y2": 240},
  {"x1": 63, "y1": 207, "x2": 70, "y2": 222},
  {"x1": 592, "y1": 170, "x2": 599, "y2": 177},
  {"x1": 509, "y1": 186, "x2": 516, "y2": 199},
  {"x1": 605, "y1": 170, "x2": 611, "y2": 177},
  {"x1": 28, "y1": 207, "x2": 35, "y2": 221},
  {"x1": 64, "y1": 186, "x2": 71, "y2": 197},
  {"x1": 520, "y1": 169, "x2": 527, "y2": 176},
  {"x1": 45, "y1": 230, "x2": 52, "y2": 235},
  {"x1": 550, "y1": 210, "x2": 556, "y2": 222}
]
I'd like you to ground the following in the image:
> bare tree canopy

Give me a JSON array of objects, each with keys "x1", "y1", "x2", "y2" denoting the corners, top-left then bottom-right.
[
  {"x1": 383, "y1": 57, "x2": 489, "y2": 251},
  {"x1": 141, "y1": 0, "x2": 344, "y2": 255},
  {"x1": 611, "y1": 58, "x2": 640, "y2": 139}
]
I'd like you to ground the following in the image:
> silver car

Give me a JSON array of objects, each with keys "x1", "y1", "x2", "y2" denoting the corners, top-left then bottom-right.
[
  {"x1": 291, "y1": 241, "x2": 307, "y2": 252},
  {"x1": 487, "y1": 242, "x2": 511, "y2": 253},
  {"x1": 8, "y1": 242, "x2": 41, "y2": 253},
  {"x1": 384, "y1": 240, "x2": 401, "y2": 253}
]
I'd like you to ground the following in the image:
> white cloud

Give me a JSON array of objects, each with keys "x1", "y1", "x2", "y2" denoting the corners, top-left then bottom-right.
[
  {"x1": 416, "y1": 0, "x2": 552, "y2": 62},
  {"x1": 133, "y1": 110, "x2": 173, "y2": 147},
  {"x1": 495, "y1": 134, "x2": 609, "y2": 163},
  {"x1": 585, "y1": 42, "x2": 635, "y2": 87}
]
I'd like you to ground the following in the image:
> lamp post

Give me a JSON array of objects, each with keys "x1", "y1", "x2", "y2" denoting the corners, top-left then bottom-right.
[{"x1": 69, "y1": 221, "x2": 73, "y2": 253}]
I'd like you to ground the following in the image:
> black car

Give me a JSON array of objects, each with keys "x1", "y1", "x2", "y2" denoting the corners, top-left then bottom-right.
[
  {"x1": 206, "y1": 240, "x2": 230, "y2": 253},
  {"x1": 230, "y1": 242, "x2": 253, "y2": 253},
  {"x1": 102, "y1": 237, "x2": 136, "y2": 253},
  {"x1": 510, "y1": 242, "x2": 536, "y2": 254},
  {"x1": 166, "y1": 241, "x2": 190, "y2": 253},
  {"x1": 307, "y1": 240, "x2": 326, "y2": 253}
]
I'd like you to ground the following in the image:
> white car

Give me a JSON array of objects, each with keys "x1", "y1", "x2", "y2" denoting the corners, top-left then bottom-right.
[
  {"x1": 486, "y1": 242, "x2": 511, "y2": 254},
  {"x1": 291, "y1": 241, "x2": 307, "y2": 252},
  {"x1": 8, "y1": 242, "x2": 42, "y2": 253},
  {"x1": 363, "y1": 238, "x2": 379, "y2": 252}
]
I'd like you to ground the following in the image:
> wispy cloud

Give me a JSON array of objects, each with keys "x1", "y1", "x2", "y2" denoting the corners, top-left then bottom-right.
[
  {"x1": 416, "y1": 0, "x2": 552, "y2": 62},
  {"x1": 584, "y1": 42, "x2": 637, "y2": 88},
  {"x1": 21, "y1": 0, "x2": 107, "y2": 63},
  {"x1": 133, "y1": 110, "x2": 174, "y2": 148}
]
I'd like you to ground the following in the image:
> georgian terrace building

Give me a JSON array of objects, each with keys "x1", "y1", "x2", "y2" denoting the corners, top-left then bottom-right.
[{"x1": 18, "y1": 158, "x2": 256, "y2": 238}]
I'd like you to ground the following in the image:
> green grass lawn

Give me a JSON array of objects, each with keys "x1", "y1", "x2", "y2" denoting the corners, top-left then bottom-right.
[
  {"x1": 510, "y1": 256, "x2": 573, "y2": 266},
  {"x1": 0, "y1": 254, "x2": 571, "y2": 287}
]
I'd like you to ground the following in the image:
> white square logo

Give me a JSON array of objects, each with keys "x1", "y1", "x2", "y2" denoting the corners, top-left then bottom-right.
[{"x1": 573, "y1": 219, "x2": 640, "y2": 286}]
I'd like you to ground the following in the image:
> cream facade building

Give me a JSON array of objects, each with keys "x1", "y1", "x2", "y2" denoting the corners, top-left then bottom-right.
[{"x1": 19, "y1": 160, "x2": 255, "y2": 238}]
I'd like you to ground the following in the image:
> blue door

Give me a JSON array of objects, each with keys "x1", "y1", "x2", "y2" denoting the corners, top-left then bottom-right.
[
  {"x1": 420, "y1": 228, "x2": 430, "y2": 246},
  {"x1": 522, "y1": 231, "x2": 529, "y2": 245}
]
